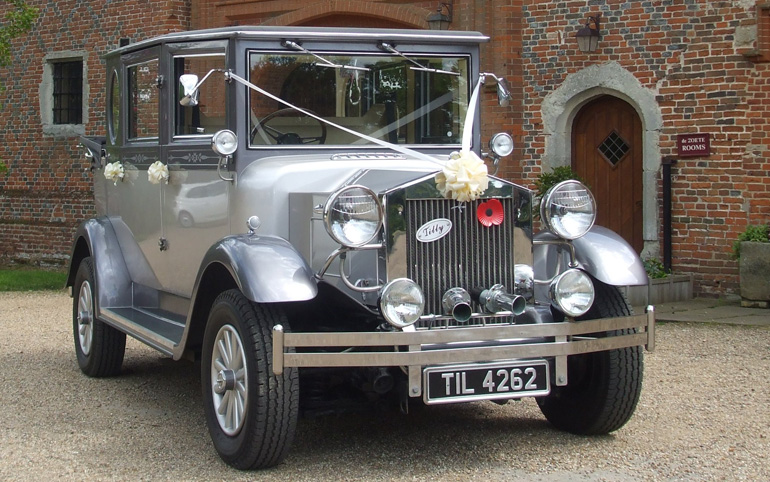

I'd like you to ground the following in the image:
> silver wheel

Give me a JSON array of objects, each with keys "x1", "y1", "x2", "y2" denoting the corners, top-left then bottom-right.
[
  {"x1": 76, "y1": 280, "x2": 94, "y2": 356},
  {"x1": 202, "y1": 290, "x2": 298, "y2": 468},
  {"x1": 72, "y1": 256, "x2": 125, "y2": 377},
  {"x1": 210, "y1": 324, "x2": 248, "y2": 436}
]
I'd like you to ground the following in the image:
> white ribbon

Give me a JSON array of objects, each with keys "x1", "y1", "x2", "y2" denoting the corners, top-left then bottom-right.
[
  {"x1": 462, "y1": 76, "x2": 485, "y2": 152},
  {"x1": 225, "y1": 70, "x2": 489, "y2": 200},
  {"x1": 226, "y1": 71, "x2": 449, "y2": 166}
]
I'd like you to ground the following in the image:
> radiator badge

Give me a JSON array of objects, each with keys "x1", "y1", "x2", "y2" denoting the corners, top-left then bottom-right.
[{"x1": 416, "y1": 218, "x2": 452, "y2": 243}]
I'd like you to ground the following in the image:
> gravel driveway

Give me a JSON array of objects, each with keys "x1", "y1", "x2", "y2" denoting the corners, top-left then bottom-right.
[{"x1": 1, "y1": 291, "x2": 767, "y2": 481}]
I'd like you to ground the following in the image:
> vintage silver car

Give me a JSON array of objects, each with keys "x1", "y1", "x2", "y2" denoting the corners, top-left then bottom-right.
[{"x1": 69, "y1": 26, "x2": 655, "y2": 470}]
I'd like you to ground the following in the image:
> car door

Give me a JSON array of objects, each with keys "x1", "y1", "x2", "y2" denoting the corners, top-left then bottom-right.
[
  {"x1": 108, "y1": 47, "x2": 165, "y2": 291},
  {"x1": 157, "y1": 42, "x2": 231, "y2": 296}
]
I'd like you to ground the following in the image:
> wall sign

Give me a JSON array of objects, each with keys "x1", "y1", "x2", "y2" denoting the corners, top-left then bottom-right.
[{"x1": 677, "y1": 133, "x2": 710, "y2": 157}]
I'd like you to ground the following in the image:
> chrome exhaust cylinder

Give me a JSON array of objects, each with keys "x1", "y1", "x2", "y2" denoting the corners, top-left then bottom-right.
[
  {"x1": 441, "y1": 287, "x2": 473, "y2": 323},
  {"x1": 477, "y1": 284, "x2": 526, "y2": 315}
]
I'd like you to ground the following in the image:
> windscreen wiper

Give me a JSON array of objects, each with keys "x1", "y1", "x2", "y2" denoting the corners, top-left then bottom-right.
[
  {"x1": 377, "y1": 42, "x2": 461, "y2": 76},
  {"x1": 281, "y1": 40, "x2": 369, "y2": 71}
]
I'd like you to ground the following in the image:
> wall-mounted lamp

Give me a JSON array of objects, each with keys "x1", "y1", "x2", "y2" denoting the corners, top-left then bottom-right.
[
  {"x1": 427, "y1": 2, "x2": 453, "y2": 30},
  {"x1": 576, "y1": 13, "x2": 602, "y2": 53}
]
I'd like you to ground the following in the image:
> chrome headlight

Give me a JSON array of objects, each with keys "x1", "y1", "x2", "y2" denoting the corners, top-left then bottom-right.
[
  {"x1": 540, "y1": 180, "x2": 596, "y2": 240},
  {"x1": 549, "y1": 269, "x2": 594, "y2": 317},
  {"x1": 324, "y1": 185, "x2": 383, "y2": 247},
  {"x1": 489, "y1": 133, "x2": 514, "y2": 157},
  {"x1": 379, "y1": 278, "x2": 424, "y2": 328},
  {"x1": 211, "y1": 129, "x2": 238, "y2": 156}
]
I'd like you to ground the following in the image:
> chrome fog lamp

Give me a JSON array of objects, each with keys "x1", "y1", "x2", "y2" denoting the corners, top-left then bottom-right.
[
  {"x1": 549, "y1": 269, "x2": 594, "y2": 317},
  {"x1": 540, "y1": 180, "x2": 596, "y2": 240},
  {"x1": 324, "y1": 185, "x2": 383, "y2": 247},
  {"x1": 211, "y1": 130, "x2": 238, "y2": 156},
  {"x1": 380, "y1": 278, "x2": 424, "y2": 328},
  {"x1": 489, "y1": 133, "x2": 514, "y2": 157}
]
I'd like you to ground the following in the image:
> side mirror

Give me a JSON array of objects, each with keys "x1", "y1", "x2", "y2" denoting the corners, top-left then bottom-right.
[
  {"x1": 179, "y1": 74, "x2": 200, "y2": 107},
  {"x1": 496, "y1": 78, "x2": 512, "y2": 107}
]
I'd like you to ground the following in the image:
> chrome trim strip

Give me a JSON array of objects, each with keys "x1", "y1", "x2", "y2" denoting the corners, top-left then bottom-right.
[
  {"x1": 273, "y1": 324, "x2": 285, "y2": 375},
  {"x1": 280, "y1": 332, "x2": 649, "y2": 369},
  {"x1": 647, "y1": 305, "x2": 656, "y2": 352},
  {"x1": 316, "y1": 244, "x2": 384, "y2": 292},
  {"x1": 100, "y1": 308, "x2": 176, "y2": 356},
  {"x1": 111, "y1": 27, "x2": 490, "y2": 56},
  {"x1": 271, "y1": 311, "x2": 654, "y2": 375}
]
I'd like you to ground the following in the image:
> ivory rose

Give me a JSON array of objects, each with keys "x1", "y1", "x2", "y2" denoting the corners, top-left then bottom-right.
[
  {"x1": 434, "y1": 150, "x2": 489, "y2": 202},
  {"x1": 147, "y1": 161, "x2": 169, "y2": 184},
  {"x1": 103, "y1": 161, "x2": 124, "y2": 186}
]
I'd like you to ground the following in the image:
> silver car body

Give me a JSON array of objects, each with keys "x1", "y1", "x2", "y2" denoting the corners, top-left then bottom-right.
[{"x1": 69, "y1": 26, "x2": 653, "y2": 400}]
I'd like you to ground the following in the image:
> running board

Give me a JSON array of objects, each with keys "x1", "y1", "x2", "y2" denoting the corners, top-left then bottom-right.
[{"x1": 100, "y1": 307, "x2": 185, "y2": 356}]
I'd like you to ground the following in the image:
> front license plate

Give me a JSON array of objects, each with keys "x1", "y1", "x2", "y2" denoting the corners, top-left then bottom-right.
[{"x1": 423, "y1": 360, "x2": 550, "y2": 404}]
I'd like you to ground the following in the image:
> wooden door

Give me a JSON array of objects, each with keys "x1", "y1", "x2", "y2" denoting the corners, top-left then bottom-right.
[{"x1": 572, "y1": 95, "x2": 643, "y2": 253}]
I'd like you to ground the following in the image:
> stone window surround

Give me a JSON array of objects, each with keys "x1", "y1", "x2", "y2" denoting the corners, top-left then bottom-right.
[
  {"x1": 540, "y1": 61, "x2": 663, "y2": 260},
  {"x1": 40, "y1": 50, "x2": 89, "y2": 137}
]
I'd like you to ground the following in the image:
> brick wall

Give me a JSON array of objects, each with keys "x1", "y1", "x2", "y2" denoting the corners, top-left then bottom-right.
[
  {"x1": 4, "y1": 0, "x2": 765, "y2": 298},
  {"x1": 520, "y1": 0, "x2": 770, "y2": 297},
  {"x1": 0, "y1": 0, "x2": 190, "y2": 267},
  {"x1": 0, "y1": 0, "x2": 523, "y2": 267}
]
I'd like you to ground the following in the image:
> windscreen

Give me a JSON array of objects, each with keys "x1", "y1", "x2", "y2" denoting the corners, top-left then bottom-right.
[{"x1": 247, "y1": 52, "x2": 469, "y2": 147}]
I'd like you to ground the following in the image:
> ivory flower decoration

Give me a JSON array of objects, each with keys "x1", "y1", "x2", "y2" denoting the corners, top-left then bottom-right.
[
  {"x1": 435, "y1": 150, "x2": 489, "y2": 202},
  {"x1": 103, "y1": 161, "x2": 124, "y2": 186},
  {"x1": 147, "y1": 161, "x2": 169, "y2": 184}
]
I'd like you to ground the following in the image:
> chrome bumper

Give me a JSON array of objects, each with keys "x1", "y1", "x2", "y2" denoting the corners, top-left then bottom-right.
[{"x1": 272, "y1": 306, "x2": 655, "y2": 396}]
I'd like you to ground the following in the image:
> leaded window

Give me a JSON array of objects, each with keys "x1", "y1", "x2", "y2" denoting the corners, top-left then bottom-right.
[{"x1": 52, "y1": 61, "x2": 83, "y2": 124}]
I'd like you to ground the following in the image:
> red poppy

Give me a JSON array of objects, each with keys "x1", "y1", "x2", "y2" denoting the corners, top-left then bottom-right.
[{"x1": 477, "y1": 199, "x2": 504, "y2": 227}]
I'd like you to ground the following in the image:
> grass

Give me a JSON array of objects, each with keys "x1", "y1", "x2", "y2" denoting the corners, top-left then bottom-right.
[{"x1": 0, "y1": 267, "x2": 68, "y2": 291}]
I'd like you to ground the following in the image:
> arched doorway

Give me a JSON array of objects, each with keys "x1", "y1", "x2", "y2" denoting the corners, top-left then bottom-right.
[{"x1": 572, "y1": 95, "x2": 644, "y2": 253}]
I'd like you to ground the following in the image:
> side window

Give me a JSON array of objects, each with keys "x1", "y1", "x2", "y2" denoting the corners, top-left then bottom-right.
[
  {"x1": 127, "y1": 59, "x2": 159, "y2": 140},
  {"x1": 107, "y1": 69, "x2": 120, "y2": 144},
  {"x1": 174, "y1": 54, "x2": 227, "y2": 136}
]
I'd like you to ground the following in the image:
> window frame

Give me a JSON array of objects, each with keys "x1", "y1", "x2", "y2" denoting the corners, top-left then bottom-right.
[
  {"x1": 171, "y1": 51, "x2": 228, "y2": 140},
  {"x1": 126, "y1": 57, "x2": 161, "y2": 142},
  {"x1": 40, "y1": 51, "x2": 88, "y2": 137},
  {"x1": 244, "y1": 49, "x2": 472, "y2": 150}
]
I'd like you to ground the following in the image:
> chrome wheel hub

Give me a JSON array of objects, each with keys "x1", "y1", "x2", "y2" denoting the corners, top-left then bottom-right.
[
  {"x1": 214, "y1": 369, "x2": 237, "y2": 394},
  {"x1": 77, "y1": 281, "x2": 94, "y2": 356},
  {"x1": 210, "y1": 324, "x2": 248, "y2": 436}
]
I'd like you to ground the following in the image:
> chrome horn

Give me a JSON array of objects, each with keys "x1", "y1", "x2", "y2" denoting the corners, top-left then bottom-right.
[
  {"x1": 442, "y1": 287, "x2": 472, "y2": 323},
  {"x1": 474, "y1": 284, "x2": 525, "y2": 315}
]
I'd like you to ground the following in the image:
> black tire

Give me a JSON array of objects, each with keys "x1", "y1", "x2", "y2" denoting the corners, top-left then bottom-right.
[
  {"x1": 201, "y1": 290, "x2": 299, "y2": 469},
  {"x1": 72, "y1": 256, "x2": 126, "y2": 377},
  {"x1": 536, "y1": 280, "x2": 643, "y2": 435}
]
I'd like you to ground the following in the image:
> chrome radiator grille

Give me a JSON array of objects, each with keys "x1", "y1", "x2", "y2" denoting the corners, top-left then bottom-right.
[{"x1": 406, "y1": 197, "x2": 517, "y2": 327}]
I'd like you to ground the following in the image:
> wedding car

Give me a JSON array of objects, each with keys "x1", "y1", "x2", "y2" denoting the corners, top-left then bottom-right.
[{"x1": 69, "y1": 26, "x2": 655, "y2": 470}]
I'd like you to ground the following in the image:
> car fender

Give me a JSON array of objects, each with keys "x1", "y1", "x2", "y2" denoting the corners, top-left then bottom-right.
[
  {"x1": 193, "y1": 234, "x2": 318, "y2": 304},
  {"x1": 534, "y1": 225, "x2": 648, "y2": 287},
  {"x1": 67, "y1": 217, "x2": 133, "y2": 309}
]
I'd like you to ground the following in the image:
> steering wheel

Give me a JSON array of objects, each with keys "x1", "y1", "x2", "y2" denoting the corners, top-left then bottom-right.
[{"x1": 250, "y1": 108, "x2": 327, "y2": 145}]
